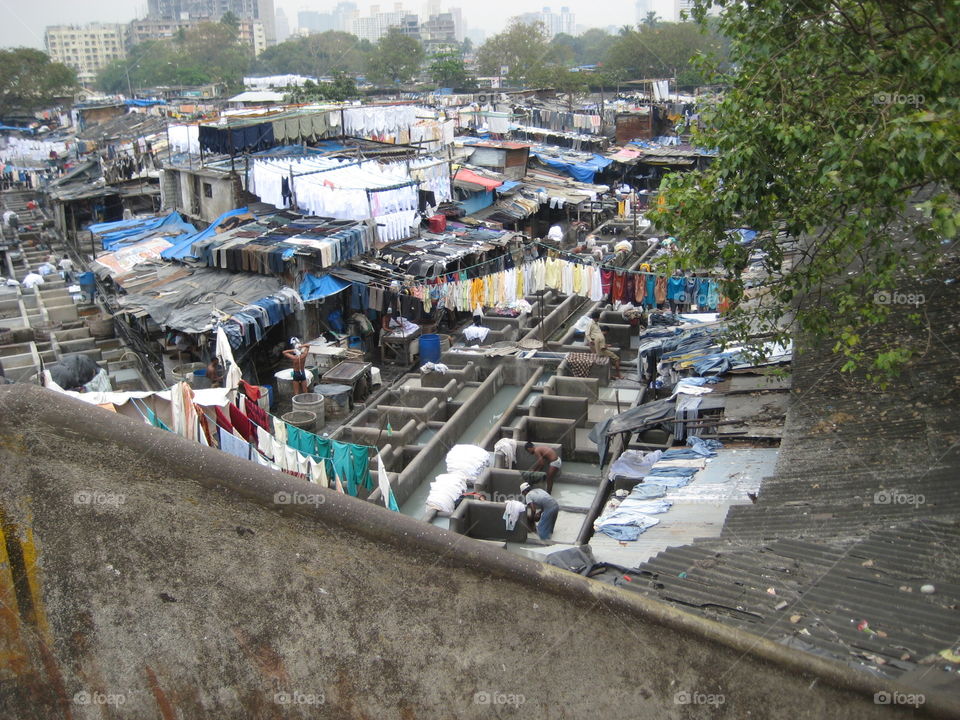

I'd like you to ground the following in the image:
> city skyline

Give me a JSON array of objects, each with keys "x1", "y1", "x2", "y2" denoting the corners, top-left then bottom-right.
[{"x1": 2, "y1": 0, "x2": 681, "y2": 50}]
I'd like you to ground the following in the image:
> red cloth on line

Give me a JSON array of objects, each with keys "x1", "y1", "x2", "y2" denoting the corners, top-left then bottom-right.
[
  {"x1": 243, "y1": 396, "x2": 270, "y2": 430},
  {"x1": 600, "y1": 270, "x2": 613, "y2": 298},
  {"x1": 215, "y1": 406, "x2": 233, "y2": 433},
  {"x1": 612, "y1": 271, "x2": 626, "y2": 302},
  {"x1": 229, "y1": 402, "x2": 256, "y2": 443},
  {"x1": 239, "y1": 380, "x2": 261, "y2": 402},
  {"x1": 197, "y1": 407, "x2": 217, "y2": 447}
]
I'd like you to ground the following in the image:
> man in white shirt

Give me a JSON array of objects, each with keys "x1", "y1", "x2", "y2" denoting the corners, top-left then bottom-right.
[
  {"x1": 58, "y1": 255, "x2": 74, "y2": 282},
  {"x1": 22, "y1": 271, "x2": 44, "y2": 289}
]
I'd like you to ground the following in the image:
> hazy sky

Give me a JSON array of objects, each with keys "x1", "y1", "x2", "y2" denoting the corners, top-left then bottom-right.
[{"x1": 1, "y1": 0, "x2": 678, "y2": 49}]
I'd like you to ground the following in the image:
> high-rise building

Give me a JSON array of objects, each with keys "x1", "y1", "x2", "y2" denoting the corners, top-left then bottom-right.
[
  {"x1": 44, "y1": 23, "x2": 127, "y2": 87},
  {"x1": 421, "y1": 12, "x2": 456, "y2": 45},
  {"x1": 298, "y1": 10, "x2": 335, "y2": 34},
  {"x1": 146, "y1": 0, "x2": 276, "y2": 44},
  {"x1": 519, "y1": 6, "x2": 574, "y2": 38},
  {"x1": 274, "y1": 7, "x2": 290, "y2": 43},
  {"x1": 350, "y1": 4, "x2": 420, "y2": 43},
  {"x1": 332, "y1": 3, "x2": 358, "y2": 33}
]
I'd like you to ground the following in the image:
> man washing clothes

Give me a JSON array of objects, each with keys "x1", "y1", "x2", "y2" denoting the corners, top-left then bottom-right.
[
  {"x1": 521, "y1": 482, "x2": 559, "y2": 542},
  {"x1": 525, "y1": 441, "x2": 561, "y2": 494},
  {"x1": 283, "y1": 338, "x2": 311, "y2": 395}
]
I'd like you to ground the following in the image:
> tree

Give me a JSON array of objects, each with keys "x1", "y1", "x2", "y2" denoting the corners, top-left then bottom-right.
[
  {"x1": 650, "y1": 0, "x2": 960, "y2": 381},
  {"x1": 428, "y1": 49, "x2": 470, "y2": 89},
  {"x1": 220, "y1": 11, "x2": 241, "y2": 34},
  {"x1": 605, "y1": 22, "x2": 726, "y2": 88},
  {"x1": 476, "y1": 20, "x2": 554, "y2": 86},
  {"x1": 255, "y1": 31, "x2": 372, "y2": 78},
  {"x1": 642, "y1": 12, "x2": 660, "y2": 28},
  {"x1": 285, "y1": 74, "x2": 357, "y2": 103},
  {"x1": 366, "y1": 28, "x2": 424, "y2": 87},
  {"x1": 0, "y1": 48, "x2": 75, "y2": 116},
  {"x1": 461, "y1": 37, "x2": 473, "y2": 55}
]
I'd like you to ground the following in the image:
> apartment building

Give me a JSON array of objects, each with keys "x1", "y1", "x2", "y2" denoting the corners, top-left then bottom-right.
[{"x1": 44, "y1": 24, "x2": 128, "y2": 86}]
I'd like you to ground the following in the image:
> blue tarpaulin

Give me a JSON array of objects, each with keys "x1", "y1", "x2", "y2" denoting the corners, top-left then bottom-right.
[
  {"x1": 496, "y1": 180, "x2": 521, "y2": 194},
  {"x1": 531, "y1": 152, "x2": 613, "y2": 183},
  {"x1": 124, "y1": 99, "x2": 167, "y2": 107},
  {"x1": 88, "y1": 212, "x2": 196, "y2": 251},
  {"x1": 161, "y1": 207, "x2": 249, "y2": 260},
  {"x1": 300, "y1": 273, "x2": 351, "y2": 302}
]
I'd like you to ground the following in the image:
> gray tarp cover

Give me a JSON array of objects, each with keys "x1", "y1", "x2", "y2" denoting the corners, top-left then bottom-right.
[
  {"x1": 588, "y1": 397, "x2": 677, "y2": 465},
  {"x1": 117, "y1": 266, "x2": 284, "y2": 333}
]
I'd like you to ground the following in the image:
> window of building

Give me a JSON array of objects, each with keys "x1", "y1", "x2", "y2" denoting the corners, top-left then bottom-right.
[{"x1": 203, "y1": 183, "x2": 213, "y2": 198}]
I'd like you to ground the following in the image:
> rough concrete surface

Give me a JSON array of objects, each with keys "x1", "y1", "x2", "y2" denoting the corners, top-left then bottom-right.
[{"x1": 0, "y1": 384, "x2": 955, "y2": 719}]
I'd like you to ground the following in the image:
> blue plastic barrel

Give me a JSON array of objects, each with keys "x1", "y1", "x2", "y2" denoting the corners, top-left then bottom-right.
[{"x1": 419, "y1": 333, "x2": 441, "y2": 365}]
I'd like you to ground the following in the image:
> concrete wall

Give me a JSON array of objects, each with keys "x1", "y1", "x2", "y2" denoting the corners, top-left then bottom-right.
[{"x1": 0, "y1": 384, "x2": 951, "y2": 719}]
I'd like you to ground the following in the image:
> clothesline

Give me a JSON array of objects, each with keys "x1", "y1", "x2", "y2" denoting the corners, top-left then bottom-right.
[{"x1": 532, "y1": 240, "x2": 718, "y2": 280}]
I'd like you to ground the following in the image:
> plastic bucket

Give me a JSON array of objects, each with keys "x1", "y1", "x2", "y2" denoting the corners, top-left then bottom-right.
[
  {"x1": 282, "y1": 410, "x2": 317, "y2": 432},
  {"x1": 419, "y1": 333, "x2": 441, "y2": 365},
  {"x1": 192, "y1": 368, "x2": 211, "y2": 389},
  {"x1": 292, "y1": 393, "x2": 325, "y2": 427},
  {"x1": 172, "y1": 362, "x2": 204, "y2": 383}
]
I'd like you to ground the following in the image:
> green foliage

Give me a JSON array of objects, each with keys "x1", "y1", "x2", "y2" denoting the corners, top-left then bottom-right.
[
  {"x1": 476, "y1": 20, "x2": 585, "y2": 90},
  {"x1": 604, "y1": 21, "x2": 727, "y2": 88},
  {"x1": 0, "y1": 48, "x2": 75, "y2": 116},
  {"x1": 550, "y1": 29, "x2": 616, "y2": 67},
  {"x1": 255, "y1": 31, "x2": 372, "y2": 77},
  {"x1": 284, "y1": 74, "x2": 358, "y2": 103},
  {"x1": 366, "y1": 28, "x2": 424, "y2": 87},
  {"x1": 428, "y1": 49, "x2": 472, "y2": 89},
  {"x1": 97, "y1": 22, "x2": 251, "y2": 93},
  {"x1": 650, "y1": 0, "x2": 960, "y2": 380}
]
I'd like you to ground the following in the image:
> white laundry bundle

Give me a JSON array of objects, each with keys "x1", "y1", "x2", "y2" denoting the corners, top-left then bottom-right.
[
  {"x1": 493, "y1": 438, "x2": 518, "y2": 468},
  {"x1": 425, "y1": 472, "x2": 468, "y2": 513},
  {"x1": 445, "y1": 444, "x2": 490, "y2": 482}
]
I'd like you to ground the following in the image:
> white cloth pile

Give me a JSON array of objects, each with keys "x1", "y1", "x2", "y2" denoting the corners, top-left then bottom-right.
[
  {"x1": 445, "y1": 444, "x2": 490, "y2": 482},
  {"x1": 494, "y1": 438, "x2": 518, "y2": 468},
  {"x1": 387, "y1": 317, "x2": 419, "y2": 337},
  {"x1": 609, "y1": 449, "x2": 663, "y2": 480},
  {"x1": 462, "y1": 325, "x2": 490, "y2": 342},
  {"x1": 420, "y1": 362, "x2": 449, "y2": 374},
  {"x1": 425, "y1": 472, "x2": 467, "y2": 513},
  {"x1": 503, "y1": 500, "x2": 526, "y2": 530}
]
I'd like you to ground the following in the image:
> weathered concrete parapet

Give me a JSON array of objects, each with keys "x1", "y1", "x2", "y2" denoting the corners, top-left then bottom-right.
[{"x1": 0, "y1": 384, "x2": 954, "y2": 719}]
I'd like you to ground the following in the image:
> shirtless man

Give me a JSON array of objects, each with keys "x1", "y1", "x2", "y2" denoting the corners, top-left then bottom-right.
[
  {"x1": 525, "y1": 441, "x2": 561, "y2": 494},
  {"x1": 282, "y1": 339, "x2": 311, "y2": 395}
]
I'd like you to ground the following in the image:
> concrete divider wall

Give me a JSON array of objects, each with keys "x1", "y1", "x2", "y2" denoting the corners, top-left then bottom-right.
[
  {"x1": 394, "y1": 365, "x2": 505, "y2": 505},
  {"x1": 0, "y1": 384, "x2": 950, "y2": 719}
]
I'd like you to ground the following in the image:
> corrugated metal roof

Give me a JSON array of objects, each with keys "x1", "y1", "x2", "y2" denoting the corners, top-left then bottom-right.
[{"x1": 603, "y1": 258, "x2": 960, "y2": 687}]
